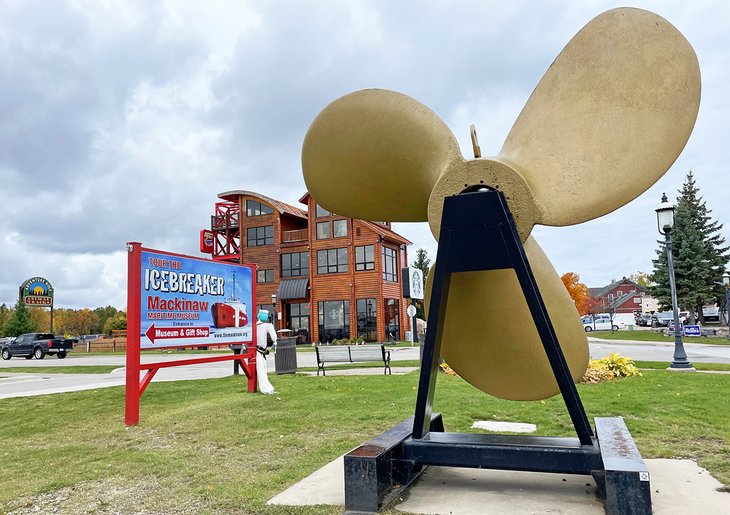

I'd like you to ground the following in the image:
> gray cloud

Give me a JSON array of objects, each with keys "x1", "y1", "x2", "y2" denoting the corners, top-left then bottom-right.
[{"x1": 0, "y1": 0, "x2": 728, "y2": 308}]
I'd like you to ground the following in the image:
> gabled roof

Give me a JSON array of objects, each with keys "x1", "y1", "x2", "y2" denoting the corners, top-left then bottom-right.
[
  {"x1": 360, "y1": 220, "x2": 412, "y2": 245},
  {"x1": 218, "y1": 190, "x2": 307, "y2": 219},
  {"x1": 589, "y1": 278, "x2": 645, "y2": 298}
]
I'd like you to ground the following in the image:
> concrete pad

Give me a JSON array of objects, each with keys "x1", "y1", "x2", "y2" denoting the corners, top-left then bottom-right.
[
  {"x1": 648, "y1": 459, "x2": 730, "y2": 514},
  {"x1": 268, "y1": 455, "x2": 345, "y2": 506},
  {"x1": 266, "y1": 455, "x2": 730, "y2": 514},
  {"x1": 395, "y1": 467, "x2": 603, "y2": 514},
  {"x1": 471, "y1": 420, "x2": 537, "y2": 433}
]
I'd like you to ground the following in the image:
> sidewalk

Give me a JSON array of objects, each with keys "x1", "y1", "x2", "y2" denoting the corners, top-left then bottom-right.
[{"x1": 268, "y1": 456, "x2": 730, "y2": 514}]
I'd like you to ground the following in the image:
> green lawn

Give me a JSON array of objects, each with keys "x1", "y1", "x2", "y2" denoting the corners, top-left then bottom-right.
[
  {"x1": 590, "y1": 329, "x2": 729, "y2": 345},
  {"x1": 0, "y1": 368, "x2": 728, "y2": 513},
  {"x1": 2, "y1": 360, "x2": 725, "y2": 376},
  {"x1": 635, "y1": 360, "x2": 730, "y2": 372}
]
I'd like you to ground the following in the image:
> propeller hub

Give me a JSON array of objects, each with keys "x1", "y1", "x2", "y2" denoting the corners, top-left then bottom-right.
[{"x1": 427, "y1": 158, "x2": 537, "y2": 242}]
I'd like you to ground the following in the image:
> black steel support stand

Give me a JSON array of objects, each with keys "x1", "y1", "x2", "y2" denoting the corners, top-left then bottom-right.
[{"x1": 343, "y1": 190, "x2": 651, "y2": 515}]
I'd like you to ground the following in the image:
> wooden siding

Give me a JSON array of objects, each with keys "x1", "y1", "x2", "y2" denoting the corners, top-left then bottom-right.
[{"x1": 213, "y1": 192, "x2": 411, "y2": 343}]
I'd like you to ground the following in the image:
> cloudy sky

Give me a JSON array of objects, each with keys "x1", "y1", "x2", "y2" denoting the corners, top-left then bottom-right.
[{"x1": 1, "y1": 0, "x2": 728, "y2": 310}]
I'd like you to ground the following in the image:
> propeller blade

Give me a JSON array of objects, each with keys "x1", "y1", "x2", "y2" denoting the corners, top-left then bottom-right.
[
  {"x1": 499, "y1": 8, "x2": 701, "y2": 226},
  {"x1": 302, "y1": 89, "x2": 463, "y2": 221},
  {"x1": 426, "y1": 236, "x2": 588, "y2": 401}
]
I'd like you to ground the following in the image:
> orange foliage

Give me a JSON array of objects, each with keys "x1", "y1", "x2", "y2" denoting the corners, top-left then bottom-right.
[{"x1": 560, "y1": 272, "x2": 592, "y2": 315}]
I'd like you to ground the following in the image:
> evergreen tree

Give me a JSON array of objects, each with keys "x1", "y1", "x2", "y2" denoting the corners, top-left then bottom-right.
[
  {"x1": 3, "y1": 301, "x2": 36, "y2": 337},
  {"x1": 411, "y1": 249, "x2": 432, "y2": 320},
  {"x1": 649, "y1": 172, "x2": 729, "y2": 323}
]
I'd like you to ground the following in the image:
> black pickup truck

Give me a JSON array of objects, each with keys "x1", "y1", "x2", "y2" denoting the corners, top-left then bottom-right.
[{"x1": 1, "y1": 333, "x2": 77, "y2": 360}]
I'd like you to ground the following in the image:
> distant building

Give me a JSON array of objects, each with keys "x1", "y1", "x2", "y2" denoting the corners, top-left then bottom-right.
[
  {"x1": 588, "y1": 277, "x2": 647, "y2": 315},
  {"x1": 202, "y1": 190, "x2": 412, "y2": 343}
]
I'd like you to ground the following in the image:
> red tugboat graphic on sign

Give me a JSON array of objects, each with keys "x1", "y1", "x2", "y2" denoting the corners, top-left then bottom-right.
[{"x1": 210, "y1": 273, "x2": 248, "y2": 328}]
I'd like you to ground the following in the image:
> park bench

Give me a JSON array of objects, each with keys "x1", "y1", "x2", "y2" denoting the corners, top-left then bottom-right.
[{"x1": 315, "y1": 344, "x2": 391, "y2": 376}]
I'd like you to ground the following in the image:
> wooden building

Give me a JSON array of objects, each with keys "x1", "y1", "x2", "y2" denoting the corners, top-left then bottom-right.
[
  {"x1": 588, "y1": 278, "x2": 646, "y2": 315},
  {"x1": 203, "y1": 190, "x2": 412, "y2": 343}
]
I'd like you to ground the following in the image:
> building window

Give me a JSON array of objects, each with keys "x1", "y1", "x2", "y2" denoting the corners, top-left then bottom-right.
[
  {"x1": 287, "y1": 302, "x2": 310, "y2": 344},
  {"x1": 318, "y1": 300, "x2": 350, "y2": 342},
  {"x1": 333, "y1": 219, "x2": 348, "y2": 237},
  {"x1": 316, "y1": 204, "x2": 330, "y2": 218},
  {"x1": 384, "y1": 298, "x2": 400, "y2": 341},
  {"x1": 247, "y1": 225, "x2": 274, "y2": 246},
  {"x1": 316, "y1": 221, "x2": 330, "y2": 240},
  {"x1": 246, "y1": 200, "x2": 273, "y2": 217},
  {"x1": 256, "y1": 269, "x2": 274, "y2": 283},
  {"x1": 258, "y1": 303, "x2": 275, "y2": 323},
  {"x1": 281, "y1": 251, "x2": 310, "y2": 277},
  {"x1": 317, "y1": 248, "x2": 348, "y2": 274},
  {"x1": 355, "y1": 245, "x2": 375, "y2": 271},
  {"x1": 382, "y1": 246, "x2": 398, "y2": 282},
  {"x1": 357, "y1": 298, "x2": 377, "y2": 342}
]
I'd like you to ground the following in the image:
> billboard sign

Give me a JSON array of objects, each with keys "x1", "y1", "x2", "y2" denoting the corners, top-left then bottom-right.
[
  {"x1": 139, "y1": 249, "x2": 255, "y2": 349},
  {"x1": 20, "y1": 277, "x2": 54, "y2": 307}
]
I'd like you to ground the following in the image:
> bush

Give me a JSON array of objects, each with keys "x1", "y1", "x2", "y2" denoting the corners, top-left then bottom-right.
[
  {"x1": 580, "y1": 362, "x2": 615, "y2": 384},
  {"x1": 580, "y1": 353, "x2": 641, "y2": 384},
  {"x1": 439, "y1": 362, "x2": 459, "y2": 376}
]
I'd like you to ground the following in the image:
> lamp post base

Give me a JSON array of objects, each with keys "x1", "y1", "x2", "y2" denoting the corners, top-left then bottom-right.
[{"x1": 667, "y1": 362, "x2": 696, "y2": 371}]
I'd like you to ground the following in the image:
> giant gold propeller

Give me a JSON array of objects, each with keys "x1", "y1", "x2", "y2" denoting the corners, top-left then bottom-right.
[{"x1": 301, "y1": 8, "x2": 701, "y2": 400}]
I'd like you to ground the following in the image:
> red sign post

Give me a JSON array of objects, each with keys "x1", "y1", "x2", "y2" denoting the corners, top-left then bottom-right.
[{"x1": 125, "y1": 242, "x2": 257, "y2": 426}]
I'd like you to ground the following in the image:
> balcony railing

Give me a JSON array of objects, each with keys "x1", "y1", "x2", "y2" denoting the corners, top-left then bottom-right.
[{"x1": 282, "y1": 229, "x2": 308, "y2": 243}]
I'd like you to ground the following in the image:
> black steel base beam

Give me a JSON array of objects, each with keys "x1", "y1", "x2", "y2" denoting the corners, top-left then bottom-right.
[
  {"x1": 344, "y1": 414, "x2": 443, "y2": 514},
  {"x1": 402, "y1": 432, "x2": 602, "y2": 475}
]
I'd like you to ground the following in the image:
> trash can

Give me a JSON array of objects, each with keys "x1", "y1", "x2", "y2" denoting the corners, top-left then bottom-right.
[{"x1": 274, "y1": 337, "x2": 297, "y2": 374}]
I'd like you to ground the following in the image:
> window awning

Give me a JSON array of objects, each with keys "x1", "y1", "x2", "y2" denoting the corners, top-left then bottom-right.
[{"x1": 278, "y1": 278, "x2": 310, "y2": 300}]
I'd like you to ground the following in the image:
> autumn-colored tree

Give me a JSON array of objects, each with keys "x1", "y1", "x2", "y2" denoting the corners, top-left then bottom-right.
[
  {"x1": 0, "y1": 304, "x2": 11, "y2": 333},
  {"x1": 626, "y1": 272, "x2": 651, "y2": 287},
  {"x1": 103, "y1": 311, "x2": 127, "y2": 334},
  {"x1": 66, "y1": 308, "x2": 100, "y2": 336},
  {"x1": 560, "y1": 272, "x2": 592, "y2": 315},
  {"x1": 28, "y1": 307, "x2": 51, "y2": 333},
  {"x1": 53, "y1": 308, "x2": 74, "y2": 336}
]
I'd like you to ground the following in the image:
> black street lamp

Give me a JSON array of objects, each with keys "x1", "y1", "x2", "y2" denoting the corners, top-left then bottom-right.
[
  {"x1": 722, "y1": 271, "x2": 730, "y2": 341},
  {"x1": 271, "y1": 292, "x2": 278, "y2": 330},
  {"x1": 656, "y1": 193, "x2": 693, "y2": 369}
]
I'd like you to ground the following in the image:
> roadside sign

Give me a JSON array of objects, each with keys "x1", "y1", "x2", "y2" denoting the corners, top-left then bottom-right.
[
  {"x1": 140, "y1": 248, "x2": 254, "y2": 349},
  {"x1": 402, "y1": 267, "x2": 424, "y2": 300},
  {"x1": 126, "y1": 242, "x2": 257, "y2": 426},
  {"x1": 683, "y1": 325, "x2": 701, "y2": 337},
  {"x1": 19, "y1": 276, "x2": 54, "y2": 306}
]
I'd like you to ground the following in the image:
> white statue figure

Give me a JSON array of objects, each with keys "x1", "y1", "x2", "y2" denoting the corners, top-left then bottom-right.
[{"x1": 255, "y1": 310, "x2": 277, "y2": 394}]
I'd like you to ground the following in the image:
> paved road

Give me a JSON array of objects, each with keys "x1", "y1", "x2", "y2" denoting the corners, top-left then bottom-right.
[
  {"x1": 0, "y1": 347, "x2": 421, "y2": 400},
  {"x1": 588, "y1": 338, "x2": 730, "y2": 363},
  {"x1": 1, "y1": 341, "x2": 727, "y2": 400}
]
